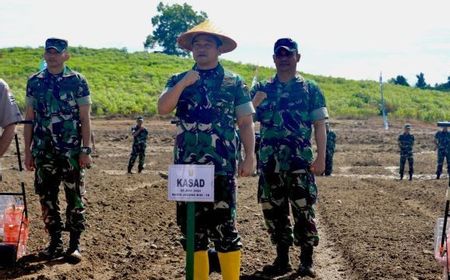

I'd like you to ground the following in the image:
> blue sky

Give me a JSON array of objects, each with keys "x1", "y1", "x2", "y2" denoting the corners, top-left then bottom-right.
[{"x1": 1, "y1": 0, "x2": 449, "y2": 85}]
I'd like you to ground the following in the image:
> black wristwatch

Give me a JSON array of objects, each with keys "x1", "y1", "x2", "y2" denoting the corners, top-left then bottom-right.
[{"x1": 80, "y1": 146, "x2": 92, "y2": 155}]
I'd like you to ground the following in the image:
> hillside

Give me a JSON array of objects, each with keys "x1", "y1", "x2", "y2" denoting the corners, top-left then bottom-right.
[{"x1": 0, "y1": 47, "x2": 449, "y2": 121}]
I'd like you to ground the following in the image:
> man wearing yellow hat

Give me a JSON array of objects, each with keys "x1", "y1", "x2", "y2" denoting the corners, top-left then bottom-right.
[{"x1": 158, "y1": 20, "x2": 256, "y2": 279}]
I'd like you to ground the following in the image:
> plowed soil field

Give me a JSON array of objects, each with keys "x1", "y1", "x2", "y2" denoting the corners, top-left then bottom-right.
[{"x1": 0, "y1": 118, "x2": 447, "y2": 280}]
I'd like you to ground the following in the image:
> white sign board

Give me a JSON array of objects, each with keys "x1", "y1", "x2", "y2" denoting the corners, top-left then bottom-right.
[{"x1": 168, "y1": 164, "x2": 214, "y2": 202}]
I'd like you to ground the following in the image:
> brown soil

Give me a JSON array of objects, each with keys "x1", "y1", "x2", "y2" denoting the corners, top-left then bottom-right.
[{"x1": 0, "y1": 117, "x2": 447, "y2": 279}]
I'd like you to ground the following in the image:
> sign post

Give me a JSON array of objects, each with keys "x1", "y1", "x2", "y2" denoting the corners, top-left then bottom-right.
[
  {"x1": 379, "y1": 72, "x2": 389, "y2": 130},
  {"x1": 168, "y1": 164, "x2": 215, "y2": 280}
]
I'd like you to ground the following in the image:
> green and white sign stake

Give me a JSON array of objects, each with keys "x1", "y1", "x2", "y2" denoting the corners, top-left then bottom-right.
[{"x1": 168, "y1": 164, "x2": 215, "y2": 280}]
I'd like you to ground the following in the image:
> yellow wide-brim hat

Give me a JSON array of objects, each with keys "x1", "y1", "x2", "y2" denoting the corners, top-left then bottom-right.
[{"x1": 177, "y1": 20, "x2": 237, "y2": 53}]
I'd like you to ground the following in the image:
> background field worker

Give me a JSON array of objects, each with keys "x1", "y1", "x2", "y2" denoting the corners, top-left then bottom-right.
[
  {"x1": 398, "y1": 123, "x2": 414, "y2": 180},
  {"x1": 127, "y1": 116, "x2": 148, "y2": 174},
  {"x1": 0, "y1": 79, "x2": 23, "y2": 181},
  {"x1": 435, "y1": 125, "x2": 450, "y2": 179},
  {"x1": 23, "y1": 37, "x2": 92, "y2": 262},
  {"x1": 251, "y1": 37, "x2": 328, "y2": 278},
  {"x1": 158, "y1": 20, "x2": 255, "y2": 280},
  {"x1": 324, "y1": 121, "x2": 336, "y2": 176}
]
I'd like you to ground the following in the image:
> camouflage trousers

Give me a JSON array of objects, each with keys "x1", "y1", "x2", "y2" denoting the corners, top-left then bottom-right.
[
  {"x1": 258, "y1": 171, "x2": 319, "y2": 248},
  {"x1": 34, "y1": 155, "x2": 86, "y2": 235},
  {"x1": 436, "y1": 150, "x2": 450, "y2": 176},
  {"x1": 325, "y1": 151, "x2": 334, "y2": 175},
  {"x1": 128, "y1": 143, "x2": 146, "y2": 172},
  {"x1": 399, "y1": 154, "x2": 414, "y2": 176},
  {"x1": 176, "y1": 175, "x2": 242, "y2": 252}
]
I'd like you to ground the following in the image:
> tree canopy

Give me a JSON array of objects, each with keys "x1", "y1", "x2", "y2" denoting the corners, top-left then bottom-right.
[
  {"x1": 388, "y1": 75, "x2": 410, "y2": 87},
  {"x1": 144, "y1": 2, "x2": 207, "y2": 57},
  {"x1": 415, "y1": 72, "x2": 428, "y2": 89}
]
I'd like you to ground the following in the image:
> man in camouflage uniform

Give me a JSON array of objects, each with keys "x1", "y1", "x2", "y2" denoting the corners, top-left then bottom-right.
[
  {"x1": 251, "y1": 38, "x2": 328, "y2": 277},
  {"x1": 127, "y1": 116, "x2": 148, "y2": 174},
  {"x1": 158, "y1": 20, "x2": 255, "y2": 280},
  {"x1": 398, "y1": 124, "x2": 414, "y2": 180},
  {"x1": 324, "y1": 121, "x2": 336, "y2": 176},
  {"x1": 24, "y1": 38, "x2": 92, "y2": 262},
  {"x1": 435, "y1": 126, "x2": 450, "y2": 179}
]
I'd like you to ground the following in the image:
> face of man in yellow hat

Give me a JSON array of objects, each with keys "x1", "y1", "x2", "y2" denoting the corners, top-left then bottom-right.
[{"x1": 191, "y1": 34, "x2": 221, "y2": 70}]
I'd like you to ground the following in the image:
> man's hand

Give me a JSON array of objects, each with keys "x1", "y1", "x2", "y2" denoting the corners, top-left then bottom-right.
[
  {"x1": 180, "y1": 70, "x2": 200, "y2": 88},
  {"x1": 310, "y1": 157, "x2": 325, "y2": 176},
  {"x1": 252, "y1": 91, "x2": 267, "y2": 107},
  {"x1": 238, "y1": 154, "x2": 256, "y2": 177},
  {"x1": 24, "y1": 150, "x2": 35, "y2": 171},
  {"x1": 79, "y1": 153, "x2": 92, "y2": 169}
]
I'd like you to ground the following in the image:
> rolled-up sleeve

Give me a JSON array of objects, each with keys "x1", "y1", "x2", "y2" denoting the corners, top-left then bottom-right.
[
  {"x1": 236, "y1": 101, "x2": 255, "y2": 118},
  {"x1": 311, "y1": 107, "x2": 329, "y2": 121}
]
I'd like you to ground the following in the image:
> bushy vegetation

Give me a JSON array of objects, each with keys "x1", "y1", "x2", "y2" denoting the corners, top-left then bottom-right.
[{"x1": 1, "y1": 47, "x2": 449, "y2": 122}]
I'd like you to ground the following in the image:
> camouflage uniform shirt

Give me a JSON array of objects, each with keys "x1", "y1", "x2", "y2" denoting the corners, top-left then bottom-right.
[
  {"x1": 26, "y1": 67, "x2": 91, "y2": 158},
  {"x1": 131, "y1": 126, "x2": 148, "y2": 146},
  {"x1": 164, "y1": 63, "x2": 254, "y2": 176},
  {"x1": 251, "y1": 75, "x2": 328, "y2": 173},
  {"x1": 435, "y1": 131, "x2": 450, "y2": 153},
  {"x1": 398, "y1": 133, "x2": 414, "y2": 156}
]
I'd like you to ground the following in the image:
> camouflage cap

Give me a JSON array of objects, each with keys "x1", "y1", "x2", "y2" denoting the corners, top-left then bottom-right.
[
  {"x1": 274, "y1": 38, "x2": 299, "y2": 54},
  {"x1": 45, "y1": 38, "x2": 68, "y2": 53},
  {"x1": 404, "y1": 124, "x2": 411, "y2": 129},
  {"x1": 136, "y1": 116, "x2": 144, "y2": 121}
]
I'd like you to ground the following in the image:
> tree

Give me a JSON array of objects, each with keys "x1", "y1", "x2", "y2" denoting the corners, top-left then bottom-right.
[
  {"x1": 144, "y1": 2, "x2": 207, "y2": 56},
  {"x1": 415, "y1": 72, "x2": 428, "y2": 89},
  {"x1": 388, "y1": 75, "x2": 409, "y2": 87},
  {"x1": 434, "y1": 76, "x2": 450, "y2": 92}
]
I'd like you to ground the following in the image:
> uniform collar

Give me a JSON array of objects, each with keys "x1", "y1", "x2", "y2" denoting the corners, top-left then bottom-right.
[
  {"x1": 36, "y1": 66, "x2": 76, "y2": 79},
  {"x1": 271, "y1": 73, "x2": 304, "y2": 85},
  {"x1": 192, "y1": 63, "x2": 224, "y2": 75}
]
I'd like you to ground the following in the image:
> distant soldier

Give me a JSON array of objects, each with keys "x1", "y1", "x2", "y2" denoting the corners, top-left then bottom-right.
[
  {"x1": 398, "y1": 124, "x2": 414, "y2": 180},
  {"x1": 434, "y1": 126, "x2": 450, "y2": 179},
  {"x1": 127, "y1": 116, "x2": 148, "y2": 174},
  {"x1": 324, "y1": 121, "x2": 336, "y2": 176}
]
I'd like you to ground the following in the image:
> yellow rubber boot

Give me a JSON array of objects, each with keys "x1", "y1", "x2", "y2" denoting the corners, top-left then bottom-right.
[
  {"x1": 194, "y1": 250, "x2": 209, "y2": 280},
  {"x1": 218, "y1": 250, "x2": 241, "y2": 280}
]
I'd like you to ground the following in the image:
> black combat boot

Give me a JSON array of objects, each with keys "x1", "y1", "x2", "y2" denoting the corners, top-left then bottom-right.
[
  {"x1": 298, "y1": 245, "x2": 316, "y2": 278},
  {"x1": 409, "y1": 173, "x2": 413, "y2": 181},
  {"x1": 208, "y1": 248, "x2": 221, "y2": 274},
  {"x1": 437, "y1": 172, "x2": 441, "y2": 180},
  {"x1": 65, "y1": 231, "x2": 82, "y2": 263},
  {"x1": 400, "y1": 173, "x2": 404, "y2": 180},
  {"x1": 127, "y1": 165, "x2": 133, "y2": 174},
  {"x1": 262, "y1": 244, "x2": 292, "y2": 276},
  {"x1": 39, "y1": 232, "x2": 64, "y2": 259}
]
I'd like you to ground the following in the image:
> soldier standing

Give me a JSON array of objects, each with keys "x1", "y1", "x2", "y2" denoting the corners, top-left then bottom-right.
[
  {"x1": 398, "y1": 124, "x2": 414, "y2": 180},
  {"x1": 158, "y1": 20, "x2": 255, "y2": 280},
  {"x1": 251, "y1": 38, "x2": 328, "y2": 277},
  {"x1": 127, "y1": 116, "x2": 148, "y2": 174},
  {"x1": 435, "y1": 126, "x2": 450, "y2": 179},
  {"x1": 24, "y1": 38, "x2": 92, "y2": 262},
  {"x1": 324, "y1": 121, "x2": 336, "y2": 176}
]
